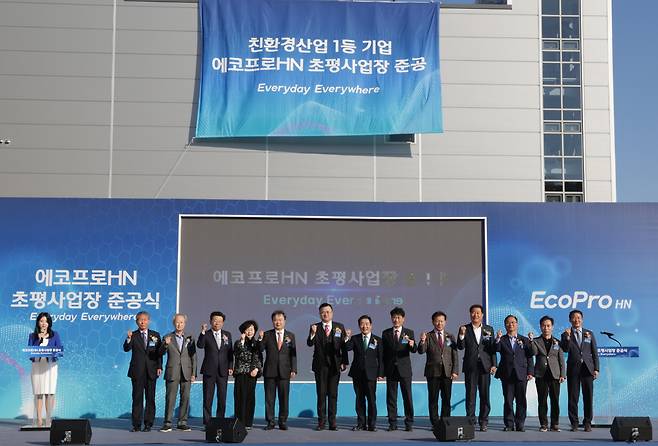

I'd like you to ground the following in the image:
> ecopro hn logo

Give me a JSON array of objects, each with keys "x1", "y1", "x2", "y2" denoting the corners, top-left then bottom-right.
[{"x1": 530, "y1": 290, "x2": 632, "y2": 310}]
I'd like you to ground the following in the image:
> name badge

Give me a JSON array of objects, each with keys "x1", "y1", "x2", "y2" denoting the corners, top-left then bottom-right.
[
  {"x1": 583, "y1": 338, "x2": 591, "y2": 344},
  {"x1": 552, "y1": 344, "x2": 560, "y2": 350},
  {"x1": 401, "y1": 337, "x2": 409, "y2": 344},
  {"x1": 334, "y1": 331, "x2": 341, "y2": 338},
  {"x1": 148, "y1": 341, "x2": 156, "y2": 347},
  {"x1": 368, "y1": 343, "x2": 376, "y2": 350},
  {"x1": 445, "y1": 339, "x2": 452, "y2": 347}
]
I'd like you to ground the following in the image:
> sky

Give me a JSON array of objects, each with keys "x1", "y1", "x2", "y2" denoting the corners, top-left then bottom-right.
[{"x1": 612, "y1": 0, "x2": 658, "y2": 202}]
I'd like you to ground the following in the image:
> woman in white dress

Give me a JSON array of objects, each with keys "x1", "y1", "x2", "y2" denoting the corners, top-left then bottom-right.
[{"x1": 28, "y1": 312, "x2": 63, "y2": 427}]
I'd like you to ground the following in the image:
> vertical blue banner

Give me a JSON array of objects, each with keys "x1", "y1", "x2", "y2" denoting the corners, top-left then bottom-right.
[{"x1": 196, "y1": 0, "x2": 442, "y2": 137}]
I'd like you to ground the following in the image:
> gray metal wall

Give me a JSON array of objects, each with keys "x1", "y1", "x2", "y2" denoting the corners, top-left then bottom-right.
[{"x1": 0, "y1": 0, "x2": 615, "y2": 201}]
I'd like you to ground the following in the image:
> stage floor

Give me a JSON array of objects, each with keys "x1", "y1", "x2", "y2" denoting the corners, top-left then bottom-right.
[{"x1": 2, "y1": 417, "x2": 655, "y2": 445}]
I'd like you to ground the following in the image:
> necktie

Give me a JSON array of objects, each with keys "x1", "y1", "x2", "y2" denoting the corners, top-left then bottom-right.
[
  {"x1": 215, "y1": 331, "x2": 222, "y2": 349},
  {"x1": 511, "y1": 336, "x2": 517, "y2": 350},
  {"x1": 575, "y1": 329, "x2": 582, "y2": 346},
  {"x1": 363, "y1": 336, "x2": 368, "y2": 351},
  {"x1": 176, "y1": 334, "x2": 183, "y2": 351},
  {"x1": 438, "y1": 331, "x2": 444, "y2": 348},
  {"x1": 395, "y1": 329, "x2": 400, "y2": 342},
  {"x1": 142, "y1": 331, "x2": 148, "y2": 347},
  {"x1": 324, "y1": 324, "x2": 330, "y2": 336},
  {"x1": 277, "y1": 332, "x2": 283, "y2": 350}
]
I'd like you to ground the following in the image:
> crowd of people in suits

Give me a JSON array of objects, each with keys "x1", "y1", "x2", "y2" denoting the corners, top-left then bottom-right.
[{"x1": 121, "y1": 303, "x2": 600, "y2": 434}]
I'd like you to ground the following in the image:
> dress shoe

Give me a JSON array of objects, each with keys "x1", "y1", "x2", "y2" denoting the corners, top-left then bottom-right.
[
  {"x1": 329, "y1": 424, "x2": 338, "y2": 431},
  {"x1": 368, "y1": 426, "x2": 377, "y2": 432},
  {"x1": 159, "y1": 425, "x2": 172, "y2": 432},
  {"x1": 265, "y1": 423, "x2": 275, "y2": 430},
  {"x1": 583, "y1": 424, "x2": 592, "y2": 432},
  {"x1": 503, "y1": 426, "x2": 514, "y2": 432},
  {"x1": 142, "y1": 426, "x2": 152, "y2": 432},
  {"x1": 539, "y1": 426, "x2": 548, "y2": 432},
  {"x1": 550, "y1": 425, "x2": 561, "y2": 432},
  {"x1": 177, "y1": 425, "x2": 192, "y2": 432},
  {"x1": 316, "y1": 424, "x2": 326, "y2": 431},
  {"x1": 479, "y1": 424, "x2": 488, "y2": 432},
  {"x1": 516, "y1": 425, "x2": 525, "y2": 432},
  {"x1": 352, "y1": 425, "x2": 365, "y2": 431},
  {"x1": 387, "y1": 425, "x2": 398, "y2": 431},
  {"x1": 279, "y1": 424, "x2": 288, "y2": 430},
  {"x1": 570, "y1": 424, "x2": 578, "y2": 432},
  {"x1": 405, "y1": 425, "x2": 413, "y2": 432},
  {"x1": 130, "y1": 426, "x2": 140, "y2": 432}
]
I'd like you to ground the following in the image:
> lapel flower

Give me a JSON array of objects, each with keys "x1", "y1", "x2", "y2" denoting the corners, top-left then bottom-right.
[
  {"x1": 150, "y1": 335, "x2": 158, "y2": 343},
  {"x1": 372, "y1": 338, "x2": 378, "y2": 346},
  {"x1": 517, "y1": 338, "x2": 524, "y2": 346},
  {"x1": 583, "y1": 331, "x2": 591, "y2": 339},
  {"x1": 284, "y1": 336, "x2": 291, "y2": 344},
  {"x1": 552, "y1": 338, "x2": 558, "y2": 345},
  {"x1": 335, "y1": 327, "x2": 341, "y2": 334},
  {"x1": 483, "y1": 329, "x2": 491, "y2": 337},
  {"x1": 222, "y1": 334, "x2": 229, "y2": 343}
]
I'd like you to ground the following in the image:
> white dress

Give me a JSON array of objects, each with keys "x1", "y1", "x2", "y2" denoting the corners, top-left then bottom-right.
[{"x1": 31, "y1": 336, "x2": 58, "y2": 395}]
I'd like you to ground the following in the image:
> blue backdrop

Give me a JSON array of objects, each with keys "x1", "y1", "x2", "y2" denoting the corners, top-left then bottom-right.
[
  {"x1": 0, "y1": 199, "x2": 656, "y2": 420},
  {"x1": 196, "y1": 0, "x2": 442, "y2": 137}
]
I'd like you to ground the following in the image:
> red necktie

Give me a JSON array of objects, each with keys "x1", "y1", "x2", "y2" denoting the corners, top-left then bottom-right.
[
  {"x1": 395, "y1": 329, "x2": 400, "y2": 342},
  {"x1": 324, "y1": 325, "x2": 330, "y2": 337},
  {"x1": 277, "y1": 332, "x2": 283, "y2": 350},
  {"x1": 438, "y1": 331, "x2": 444, "y2": 348}
]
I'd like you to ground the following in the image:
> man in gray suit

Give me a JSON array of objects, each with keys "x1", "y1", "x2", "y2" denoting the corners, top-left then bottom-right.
[
  {"x1": 529, "y1": 315, "x2": 565, "y2": 432},
  {"x1": 158, "y1": 313, "x2": 197, "y2": 432},
  {"x1": 417, "y1": 311, "x2": 459, "y2": 426}
]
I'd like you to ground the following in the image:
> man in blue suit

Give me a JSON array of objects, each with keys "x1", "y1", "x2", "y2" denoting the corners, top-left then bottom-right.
[
  {"x1": 560, "y1": 309, "x2": 599, "y2": 432},
  {"x1": 123, "y1": 311, "x2": 162, "y2": 432},
  {"x1": 494, "y1": 314, "x2": 534, "y2": 432},
  {"x1": 197, "y1": 311, "x2": 233, "y2": 426}
]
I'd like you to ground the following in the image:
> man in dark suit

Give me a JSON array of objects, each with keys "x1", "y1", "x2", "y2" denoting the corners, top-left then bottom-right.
[
  {"x1": 382, "y1": 306, "x2": 416, "y2": 431},
  {"x1": 456, "y1": 303, "x2": 497, "y2": 431},
  {"x1": 345, "y1": 315, "x2": 384, "y2": 432},
  {"x1": 158, "y1": 313, "x2": 197, "y2": 432},
  {"x1": 530, "y1": 315, "x2": 565, "y2": 432},
  {"x1": 306, "y1": 303, "x2": 349, "y2": 431},
  {"x1": 417, "y1": 311, "x2": 459, "y2": 426},
  {"x1": 494, "y1": 314, "x2": 534, "y2": 432},
  {"x1": 197, "y1": 311, "x2": 234, "y2": 426},
  {"x1": 259, "y1": 310, "x2": 297, "y2": 431},
  {"x1": 560, "y1": 309, "x2": 599, "y2": 432},
  {"x1": 123, "y1": 310, "x2": 162, "y2": 432}
]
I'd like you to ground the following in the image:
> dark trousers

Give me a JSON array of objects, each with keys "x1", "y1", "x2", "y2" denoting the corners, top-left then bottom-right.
[
  {"x1": 234, "y1": 374, "x2": 257, "y2": 427},
  {"x1": 536, "y1": 374, "x2": 560, "y2": 427},
  {"x1": 464, "y1": 366, "x2": 491, "y2": 425},
  {"x1": 501, "y1": 377, "x2": 527, "y2": 429},
  {"x1": 202, "y1": 374, "x2": 228, "y2": 424},
  {"x1": 164, "y1": 378, "x2": 191, "y2": 426},
  {"x1": 567, "y1": 367, "x2": 594, "y2": 426},
  {"x1": 386, "y1": 374, "x2": 414, "y2": 427},
  {"x1": 352, "y1": 373, "x2": 377, "y2": 428},
  {"x1": 265, "y1": 377, "x2": 290, "y2": 425},
  {"x1": 427, "y1": 376, "x2": 452, "y2": 425},
  {"x1": 130, "y1": 375, "x2": 156, "y2": 429},
  {"x1": 314, "y1": 366, "x2": 340, "y2": 426}
]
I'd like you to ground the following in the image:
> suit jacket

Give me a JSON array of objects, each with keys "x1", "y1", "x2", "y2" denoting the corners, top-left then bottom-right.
[
  {"x1": 123, "y1": 329, "x2": 163, "y2": 380},
  {"x1": 417, "y1": 330, "x2": 459, "y2": 378},
  {"x1": 531, "y1": 336, "x2": 565, "y2": 380},
  {"x1": 197, "y1": 329, "x2": 234, "y2": 377},
  {"x1": 306, "y1": 321, "x2": 349, "y2": 373},
  {"x1": 259, "y1": 329, "x2": 297, "y2": 378},
  {"x1": 382, "y1": 326, "x2": 417, "y2": 378},
  {"x1": 456, "y1": 323, "x2": 497, "y2": 373},
  {"x1": 346, "y1": 333, "x2": 384, "y2": 381},
  {"x1": 158, "y1": 331, "x2": 197, "y2": 382},
  {"x1": 494, "y1": 334, "x2": 534, "y2": 381},
  {"x1": 560, "y1": 328, "x2": 599, "y2": 376}
]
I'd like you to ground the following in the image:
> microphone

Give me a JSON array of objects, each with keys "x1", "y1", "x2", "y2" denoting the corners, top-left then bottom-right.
[{"x1": 600, "y1": 331, "x2": 615, "y2": 337}]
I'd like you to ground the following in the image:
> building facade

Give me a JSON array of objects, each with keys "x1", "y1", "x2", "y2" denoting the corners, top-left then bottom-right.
[{"x1": 0, "y1": 0, "x2": 615, "y2": 202}]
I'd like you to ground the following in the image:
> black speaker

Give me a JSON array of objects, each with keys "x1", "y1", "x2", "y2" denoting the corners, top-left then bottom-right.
[
  {"x1": 205, "y1": 417, "x2": 247, "y2": 443},
  {"x1": 433, "y1": 417, "x2": 475, "y2": 441},
  {"x1": 610, "y1": 417, "x2": 652, "y2": 442},
  {"x1": 49, "y1": 419, "x2": 92, "y2": 445}
]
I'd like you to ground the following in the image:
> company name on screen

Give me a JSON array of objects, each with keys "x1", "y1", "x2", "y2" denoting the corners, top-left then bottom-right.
[{"x1": 530, "y1": 290, "x2": 632, "y2": 310}]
